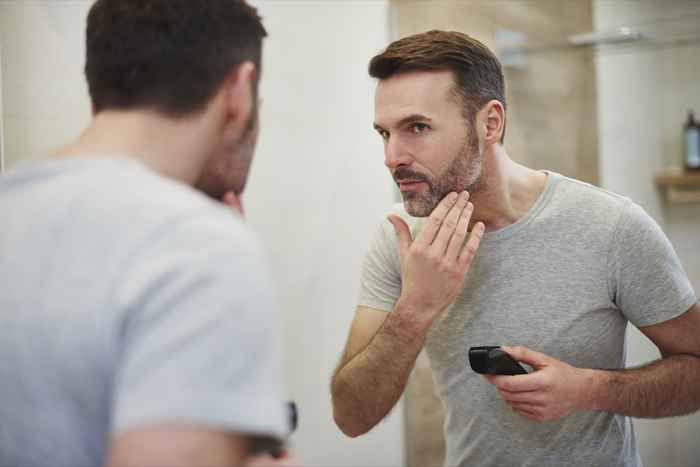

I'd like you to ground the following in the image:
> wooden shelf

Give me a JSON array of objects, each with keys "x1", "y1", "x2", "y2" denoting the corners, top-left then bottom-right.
[{"x1": 655, "y1": 168, "x2": 700, "y2": 203}]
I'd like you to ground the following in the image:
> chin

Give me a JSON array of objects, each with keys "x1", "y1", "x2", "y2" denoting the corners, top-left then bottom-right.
[
  {"x1": 403, "y1": 198, "x2": 434, "y2": 218},
  {"x1": 194, "y1": 167, "x2": 247, "y2": 201}
]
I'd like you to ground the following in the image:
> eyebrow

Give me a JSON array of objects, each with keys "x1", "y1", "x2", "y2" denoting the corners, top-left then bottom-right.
[{"x1": 373, "y1": 114, "x2": 432, "y2": 131}]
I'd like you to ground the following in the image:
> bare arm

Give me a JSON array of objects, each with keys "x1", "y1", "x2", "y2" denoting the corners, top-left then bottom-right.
[
  {"x1": 330, "y1": 303, "x2": 429, "y2": 437},
  {"x1": 331, "y1": 191, "x2": 484, "y2": 436},
  {"x1": 587, "y1": 302, "x2": 700, "y2": 418},
  {"x1": 487, "y1": 303, "x2": 700, "y2": 421},
  {"x1": 106, "y1": 425, "x2": 250, "y2": 467}
]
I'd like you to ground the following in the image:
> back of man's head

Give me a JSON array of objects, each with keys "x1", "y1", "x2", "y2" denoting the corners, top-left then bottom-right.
[{"x1": 85, "y1": 0, "x2": 267, "y2": 118}]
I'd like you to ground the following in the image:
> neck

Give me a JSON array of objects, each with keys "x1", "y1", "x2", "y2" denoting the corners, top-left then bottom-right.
[
  {"x1": 469, "y1": 145, "x2": 547, "y2": 232},
  {"x1": 52, "y1": 109, "x2": 220, "y2": 185}
]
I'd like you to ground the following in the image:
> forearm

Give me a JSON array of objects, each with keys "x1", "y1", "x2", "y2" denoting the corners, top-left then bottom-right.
[
  {"x1": 586, "y1": 353, "x2": 700, "y2": 418},
  {"x1": 331, "y1": 300, "x2": 431, "y2": 437}
]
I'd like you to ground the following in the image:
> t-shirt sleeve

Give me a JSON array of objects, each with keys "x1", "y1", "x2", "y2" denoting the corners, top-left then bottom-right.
[
  {"x1": 357, "y1": 217, "x2": 403, "y2": 312},
  {"x1": 110, "y1": 212, "x2": 287, "y2": 439},
  {"x1": 609, "y1": 200, "x2": 697, "y2": 328}
]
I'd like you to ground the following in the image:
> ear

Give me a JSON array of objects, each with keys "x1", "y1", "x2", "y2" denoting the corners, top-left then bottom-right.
[
  {"x1": 223, "y1": 61, "x2": 257, "y2": 132},
  {"x1": 481, "y1": 100, "x2": 505, "y2": 145}
]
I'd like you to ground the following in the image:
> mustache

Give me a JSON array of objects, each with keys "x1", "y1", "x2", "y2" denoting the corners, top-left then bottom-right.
[{"x1": 393, "y1": 167, "x2": 430, "y2": 184}]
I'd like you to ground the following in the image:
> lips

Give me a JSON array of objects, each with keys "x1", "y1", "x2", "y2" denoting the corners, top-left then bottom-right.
[{"x1": 397, "y1": 180, "x2": 428, "y2": 191}]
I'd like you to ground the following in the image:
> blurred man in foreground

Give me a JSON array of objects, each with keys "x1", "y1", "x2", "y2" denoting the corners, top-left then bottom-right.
[{"x1": 0, "y1": 1, "x2": 294, "y2": 466}]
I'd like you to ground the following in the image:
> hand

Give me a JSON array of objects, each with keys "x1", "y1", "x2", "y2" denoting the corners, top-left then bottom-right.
[
  {"x1": 222, "y1": 191, "x2": 245, "y2": 217},
  {"x1": 388, "y1": 191, "x2": 484, "y2": 322},
  {"x1": 484, "y1": 346, "x2": 595, "y2": 422},
  {"x1": 246, "y1": 451, "x2": 302, "y2": 467}
]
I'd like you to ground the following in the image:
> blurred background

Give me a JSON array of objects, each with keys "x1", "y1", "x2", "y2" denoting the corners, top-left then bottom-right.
[{"x1": 0, "y1": 1, "x2": 698, "y2": 466}]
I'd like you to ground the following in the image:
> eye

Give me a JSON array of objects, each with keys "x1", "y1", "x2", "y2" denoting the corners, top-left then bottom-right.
[
  {"x1": 376, "y1": 129, "x2": 390, "y2": 140},
  {"x1": 409, "y1": 122, "x2": 429, "y2": 134}
]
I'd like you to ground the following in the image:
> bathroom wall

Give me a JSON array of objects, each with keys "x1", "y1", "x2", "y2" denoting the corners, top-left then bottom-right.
[
  {"x1": 389, "y1": 1, "x2": 599, "y2": 465},
  {"x1": 246, "y1": 2, "x2": 405, "y2": 466},
  {"x1": 391, "y1": 0, "x2": 599, "y2": 185},
  {"x1": 3, "y1": 1, "x2": 696, "y2": 466},
  {"x1": 0, "y1": 1, "x2": 91, "y2": 169},
  {"x1": 595, "y1": 1, "x2": 700, "y2": 466},
  {"x1": 0, "y1": 1, "x2": 404, "y2": 465}
]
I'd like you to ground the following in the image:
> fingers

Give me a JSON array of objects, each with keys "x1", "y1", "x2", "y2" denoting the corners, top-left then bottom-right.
[
  {"x1": 245, "y1": 452, "x2": 302, "y2": 467},
  {"x1": 432, "y1": 191, "x2": 470, "y2": 255},
  {"x1": 457, "y1": 221, "x2": 485, "y2": 271},
  {"x1": 502, "y1": 345, "x2": 552, "y2": 370},
  {"x1": 498, "y1": 388, "x2": 545, "y2": 406},
  {"x1": 499, "y1": 387, "x2": 548, "y2": 421},
  {"x1": 387, "y1": 214, "x2": 412, "y2": 257},
  {"x1": 444, "y1": 198, "x2": 474, "y2": 261},
  {"x1": 509, "y1": 401, "x2": 544, "y2": 413},
  {"x1": 485, "y1": 373, "x2": 544, "y2": 392},
  {"x1": 222, "y1": 191, "x2": 245, "y2": 216},
  {"x1": 488, "y1": 377, "x2": 548, "y2": 420},
  {"x1": 512, "y1": 406, "x2": 544, "y2": 420},
  {"x1": 414, "y1": 192, "x2": 459, "y2": 247}
]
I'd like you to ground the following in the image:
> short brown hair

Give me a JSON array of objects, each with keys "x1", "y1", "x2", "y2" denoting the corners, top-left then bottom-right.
[
  {"x1": 85, "y1": 0, "x2": 267, "y2": 117},
  {"x1": 369, "y1": 30, "x2": 506, "y2": 142}
]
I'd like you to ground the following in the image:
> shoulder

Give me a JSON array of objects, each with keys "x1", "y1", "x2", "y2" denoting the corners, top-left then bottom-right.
[
  {"x1": 86, "y1": 159, "x2": 256, "y2": 250},
  {"x1": 50, "y1": 159, "x2": 267, "y2": 280},
  {"x1": 111, "y1": 184, "x2": 270, "y2": 323},
  {"x1": 551, "y1": 173, "x2": 630, "y2": 210},
  {"x1": 546, "y1": 172, "x2": 634, "y2": 228},
  {"x1": 547, "y1": 173, "x2": 668, "y2": 250}
]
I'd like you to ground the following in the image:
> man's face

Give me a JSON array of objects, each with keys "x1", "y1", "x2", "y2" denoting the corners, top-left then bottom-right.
[
  {"x1": 194, "y1": 91, "x2": 260, "y2": 200},
  {"x1": 374, "y1": 70, "x2": 483, "y2": 217}
]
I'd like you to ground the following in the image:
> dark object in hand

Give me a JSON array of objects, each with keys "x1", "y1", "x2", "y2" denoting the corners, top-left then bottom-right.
[
  {"x1": 469, "y1": 346, "x2": 528, "y2": 375},
  {"x1": 269, "y1": 401, "x2": 298, "y2": 459}
]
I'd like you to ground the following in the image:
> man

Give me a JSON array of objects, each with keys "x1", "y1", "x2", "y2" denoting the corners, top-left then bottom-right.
[
  {"x1": 0, "y1": 1, "x2": 291, "y2": 466},
  {"x1": 331, "y1": 30, "x2": 700, "y2": 466}
]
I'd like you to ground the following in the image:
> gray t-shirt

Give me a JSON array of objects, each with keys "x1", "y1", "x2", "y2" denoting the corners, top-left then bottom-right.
[
  {"x1": 358, "y1": 172, "x2": 696, "y2": 467},
  {"x1": 0, "y1": 158, "x2": 287, "y2": 467}
]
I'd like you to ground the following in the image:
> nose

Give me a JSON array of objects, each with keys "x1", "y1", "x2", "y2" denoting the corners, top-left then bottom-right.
[{"x1": 384, "y1": 136, "x2": 413, "y2": 170}]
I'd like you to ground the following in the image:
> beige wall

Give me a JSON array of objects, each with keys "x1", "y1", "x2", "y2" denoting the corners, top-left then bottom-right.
[
  {"x1": 0, "y1": 1, "x2": 92, "y2": 169},
  {"x1": 390, "y1": 2, "x2": 599, "y2": 465}
]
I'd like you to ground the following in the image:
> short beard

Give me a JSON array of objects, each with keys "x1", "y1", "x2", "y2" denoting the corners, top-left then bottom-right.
[
  {"x1": 401, "y1": 129, "x2": 483, "y2": 217},
  {"x1": 194, "y1": 99, "x2": 259, "y2": 200}
]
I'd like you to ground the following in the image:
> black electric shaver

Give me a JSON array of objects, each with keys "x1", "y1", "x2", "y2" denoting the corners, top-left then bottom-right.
[
  {"x1": 254, "y1": 401, "x2": 298, "y2": 459},
  {"x1": 468, "y1": 346, "x2": 528, "y2": 375}
]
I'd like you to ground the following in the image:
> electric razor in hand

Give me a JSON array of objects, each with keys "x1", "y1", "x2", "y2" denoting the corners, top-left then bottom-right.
[
  {"x1": 269, "y1": 401, "x2": 298, "y2": 459},
  {"x1": 253, "y1": 401, "x2": 298, "y2": 458},
  {"x1": 469, "y1": 346, "x2": 528, "y2": 375}
]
